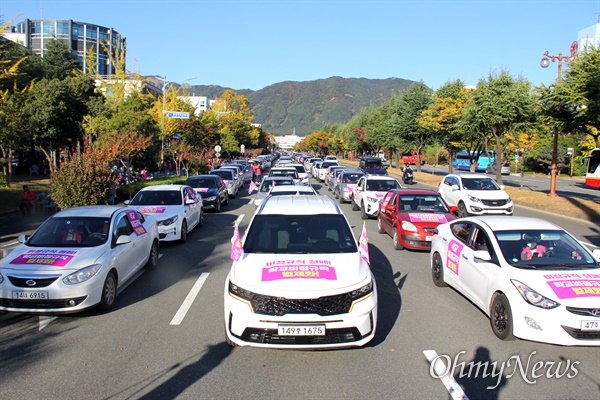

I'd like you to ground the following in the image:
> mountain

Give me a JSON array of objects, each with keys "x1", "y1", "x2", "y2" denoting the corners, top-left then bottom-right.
[{"x1": 188, "y1": 76, "x2": 415, "y2": 136}]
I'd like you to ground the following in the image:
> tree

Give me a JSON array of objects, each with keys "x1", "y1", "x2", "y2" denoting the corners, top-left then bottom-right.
[
  {"x1": 41, "y1": 39, "x2": 80, "y2": 80},
  {"x1": 463, "y1": 71, "x2": 536, "y2": 184}
]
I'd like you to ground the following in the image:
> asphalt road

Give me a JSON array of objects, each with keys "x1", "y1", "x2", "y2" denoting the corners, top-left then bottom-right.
[{"x1": 0, "y1": 177, "x2": 599, "y2": 400}]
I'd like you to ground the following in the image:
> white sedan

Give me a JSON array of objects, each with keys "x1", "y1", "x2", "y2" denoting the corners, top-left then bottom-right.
[
  {"x1": 0, "y1": 206, "x2": 159, "y2": 313},
  {"x1": 430, "y1": 216, "x2": 600, "y2": 346},
  {"x1": 127, "y1": 184, "x2": 203, "y2": 243}
]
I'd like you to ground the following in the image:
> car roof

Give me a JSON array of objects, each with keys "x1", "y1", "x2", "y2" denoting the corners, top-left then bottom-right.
[
  {"x1": 390, "y1": 189, "x2": 439, "y2": 196},
  {"x1": 269, "y1": 185, "x2": 316, "y2": 194},
  {"x1": 465, "y1": 216, "x2": 561, "y2": 231},
  {"x1": 258, "y1": 194, "x2": 343, "y2": 215},
  {"x1": 363, "y1": 175, "x2": 397, "y2": 180},
  {"x1": 53, "y1": 205, "x2": 127, "y2": 218},
  {"x1": 210, "y1": 169, "x2": 234, "y2": 175},
  {"x1": 362, "y1": 157, "x2": 382, "y2": 162},
  {"x1": 187, "y1": 175, "x2": 217, "y2": 180},
  {"x1": 138, "y1": 184, "x2": 186, "y2": 191}
]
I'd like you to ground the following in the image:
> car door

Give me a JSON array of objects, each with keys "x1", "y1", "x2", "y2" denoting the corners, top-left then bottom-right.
[
  {"x1": 112, "y1": 212, "x2": 145, "y2": 283},
  {"x1": 183, "y1": 186, "x2": 200, "y2": 230},
  {"x1": 458, "y1": 225, "x2": 501, "y2": 310},
  {"x1": 353, "y1": 177, "x2": 366, "y2": 206},
  {"x1": 379, "y1": 191, "x2": 396, "y2": 236},
  {"x1": 439, "y1": 176, "x2": 460, "y2": 207}
]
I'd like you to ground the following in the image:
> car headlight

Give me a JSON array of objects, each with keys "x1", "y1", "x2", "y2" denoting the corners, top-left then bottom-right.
[
  {"x1": 63, "y1": 264, "x2": 101, "y2": 285},
  {"x1": 229, "y1": 281, "x2": 256, "y2": 301},
  {"x1": 468, "y1": 195, "x2": 482, "y2": 203},
  {"x1": 512, "y1": 280, "x2": 560, "y2": 309},
  {"x1": 158, "y1": 215, "x2": 178, "y2": 226},
  {"x1": 366, "y1": 196, "x2": 379, "y2": 203},
  {"x1": 205, "y1": 196, "x2": 217, "y2": 201},
  {"x1": 507, "y1": 196, "x2": 512, "y2": 204},
  {"x1": 401, "y1": 221, "x2": 418, "y2": 232},
  {"x1": 349, "y1": 280, "x2": 374, "y2": 301}
]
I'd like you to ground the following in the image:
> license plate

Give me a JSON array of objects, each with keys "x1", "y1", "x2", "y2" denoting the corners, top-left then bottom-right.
[
  {"x1": 278, "y1": 325, "x2": 325, "y2": 336},
  {"x1": 581, "y1": 320, "x2": 600, "y2": 331},
  {"x1": 12, "y1": 291, "x2": 49, "y2": 300},
  {"x1": 426, "y1": 236, "x2": 433, "y2": 242}
]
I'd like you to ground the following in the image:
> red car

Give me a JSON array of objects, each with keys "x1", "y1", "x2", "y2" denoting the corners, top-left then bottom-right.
[{"x1": 377, "y1": 189, "x2": 457, "y2": 250}]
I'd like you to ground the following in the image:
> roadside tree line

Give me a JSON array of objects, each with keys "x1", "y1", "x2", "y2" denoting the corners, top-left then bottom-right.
[{"x1": 294, "y1": 48, "x2": 600, "y2": 185}]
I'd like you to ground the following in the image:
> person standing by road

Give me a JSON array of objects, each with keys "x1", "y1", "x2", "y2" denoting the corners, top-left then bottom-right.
[{"x1": 19, "y1": 185, "x2": 35, "y2": 216}]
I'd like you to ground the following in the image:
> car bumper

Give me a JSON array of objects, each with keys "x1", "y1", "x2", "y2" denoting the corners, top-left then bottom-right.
[
  {"x1": 467, "y1": 204, "x2": 513, "y2": 215},
  {"x1": 158, "y1": 224, "x2": 180, "y2": 241},
  {"x1": 202, "y1": 198, "x2": 220, "y2": 210},
  {"x1": 224, "y1": 287, "x2": 378, "y2": 349},
  {"x1": 400, "y1": 233, "x2": 433, "y2": 250},
  {"x1": 0, "y1": 271, "x2": 107, "y2": 313},
  {"x1": 510, "y1": 301, "x2": 600, "y2": 346},
  {"x1": 363, "y1": 200, "x2": 380, "y2": 216}
]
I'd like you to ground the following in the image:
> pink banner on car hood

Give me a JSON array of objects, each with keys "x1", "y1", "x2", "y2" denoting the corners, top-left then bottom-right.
[
  {"x1": 546, "y1": 279, "x2": 600, "y2": 299},
  {"x1": 135, "y1": 206, "x2": 166, "y2": 214},
  {"x1": 409, "y1": 213, "x2": 448, "y2": 223},
  {"x1": 10, "y1": 249, "x2": 78, "y2": 267},
  {"x1": 262, "y1": 263, "x2": 337, "y2": 281}
]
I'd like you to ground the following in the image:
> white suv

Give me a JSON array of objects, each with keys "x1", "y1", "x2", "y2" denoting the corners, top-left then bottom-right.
[
  {"x1": 351, "y1": 175, "x2": 402, "y2": 219},
  {"x1": 438, "y1": 173, "x2": 513, "y2": 218},
  {"x1": 224, "y1": 195, "x2": 378, "y2": 349}
]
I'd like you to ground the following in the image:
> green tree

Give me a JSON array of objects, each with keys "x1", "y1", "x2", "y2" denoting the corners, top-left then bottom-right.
[{"x1": 41, "y1": 39, "x2": 80, "y2": 80}]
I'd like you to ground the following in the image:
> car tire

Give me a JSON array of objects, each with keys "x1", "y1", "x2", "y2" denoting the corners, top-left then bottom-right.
[
  {"x1": 215, "y1": 199, "x2": 221, "y2": 213},
  {"x1": 224, "y1": 193, "x2": 229, "y2": 206},
  {"x1": 431, "y1": 252, "x2": 447, "y2": 287},
  {"x1": 351, "y1": 199, "x2": 359, "y2": 211},
  {"x1": 393, "y1": 228, "x2": 404, "y2": 250},
  {"x1": 180, "y1": 220, "x2": 188, "y2": 243},
  {"x1": 490, "y1": 293, "x2": 515, "y2": 341},
  {"x1": 334, "y1": 189, "x2": 339, "y2": 199},
  {"x1": 145, "y1": 241, "x2": 159, "y2": 270},
  {"x1": 457, "y1": 202, "x2": 469, "y2": 218},
  {"x1": 98, "y1": 271, "x2": 117, "y2": 310},
  {"x1": 377, "y1": 216, "x2": 385, "y2": 234},
  {"x1": 199, "y1": 209, "x2": 204, "y2": 227},
  {"x1": 360, "y1": 202, "x2": 369, "y2": 220}
]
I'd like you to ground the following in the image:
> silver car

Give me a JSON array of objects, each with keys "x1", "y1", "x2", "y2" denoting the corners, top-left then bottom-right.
[{"x1": 334, "y1": 170, "x2": 365, "y2": 203}]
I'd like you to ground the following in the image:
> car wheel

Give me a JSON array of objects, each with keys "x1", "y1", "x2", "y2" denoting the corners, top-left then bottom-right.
[
  {"x1": 360, "y1": 202, "x2": 369, "y2": 220},
  {"x1": 334, "y1": 189, "x2": 339, "y2": 199},
  {"x1": 393, "y1": 228, "x2": 404, "y2": 250},
  {"x1": 457, "y1": 202, "x2": 469, "y2": 218},
  {"x1": 351, "y1": 199, "x2": 359, "y2": 211},
  {"x1": 224, "y1": 193, "x2": 229, "y2": 206},
  {"x1": 490, "y1": 293, "x2": 515, "y2": 341},
  {"x1": 377, "y1": 216, "x2": 385, "y2": 234},
  {"x1": 431, "y1": 253, "x2": 447, "y2": 287},
  {"x1": 215, "y1": 198, "x2": 221, "y2": 213},
  {"x1": 145, "y1": 241, "x2": 159, "y2": 270},
  {"x1": 198, "y1": 209, "x2": 204, "y2": 227},
  {"x1": 98, "y1": 271, "x2": 117, "y2": 310},
  {"x1": 180, "y1": 220, "x2": 188, "y2": 243}
]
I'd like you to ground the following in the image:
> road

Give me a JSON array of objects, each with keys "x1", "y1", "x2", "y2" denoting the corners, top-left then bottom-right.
[{"x1": 0, "y1": 177, "x2": 599, "y2": 400}]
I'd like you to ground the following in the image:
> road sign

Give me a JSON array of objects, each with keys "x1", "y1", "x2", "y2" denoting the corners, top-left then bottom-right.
[
  {"x1": 514, "y1": 155, "x2": 520, "y2": 161},
  {"x1": 215, "y1": 152, "x2": 221, "y2": 158},
  {"x1": 214, "y1": 145, "x2": 222, "y2": 153},
  {"x1": 173, "y1": 133, "x2": 181, "y2": 140},
  {"x1": 167, "y1": 111, "x2": 189, "y2": 119},
  {"x1": 567, "y1": 147, "x2": 573, "y2": 155},
  {"x1": 240, "y1": 144, "x2": 245, "y2": 153}
]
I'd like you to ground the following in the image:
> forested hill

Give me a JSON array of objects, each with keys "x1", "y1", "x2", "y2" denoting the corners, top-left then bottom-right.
[{"x1": 188, "y1": 76, "x2": 415, "y2": 136}]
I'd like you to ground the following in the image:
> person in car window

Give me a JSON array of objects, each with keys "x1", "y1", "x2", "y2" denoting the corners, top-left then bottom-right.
[{"x1": 521, "y1": 241, "x2": 546, "y2": 260}]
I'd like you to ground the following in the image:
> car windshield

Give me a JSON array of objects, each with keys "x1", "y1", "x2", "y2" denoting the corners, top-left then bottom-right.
[
  {"x1": 365, "y1": 162, "x2": 383, "y2": 170},
  {"x1": 341, "y1": 173, "x2": 363, "y2": 184},
  {"x1": 495, "y1": 230, "x2": 598, "y2": 269},
  {"x1": 185, "y1": 178, "x2": 217, "y2": 189},
  {"x1": 260, "y1": 179, "x2": 294, "y2": 192},
  {"x1": 28, "y1": 217, "x2": 112, "y2": 247},
  {"x1": 462, "y1": 178, "x2": 500, "y2": 190},
  {"x1": 366, "y1": 179, "x2": 400, "y2": 191},
  {"x1": 130, "y1": 190, "x2": 182, "y2": 206},
  {"x1": 211, "y1": 171, "x2": 233, "y2": 180},
  {"x1": 399, "y1": 195, "x2": 450, "y2": 213},
  {"x1": 244, "y1": 214, "x2": 358, "y2": 254},
  {"x1": 269, "y1": 190, "x2": 316, "y2": 197},
  {"x1": 270, "y1": 170, "x2": 297, "y2": 178}
]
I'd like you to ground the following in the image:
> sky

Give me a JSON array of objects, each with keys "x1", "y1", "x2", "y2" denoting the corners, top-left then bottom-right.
[{"x1": 2, "y1": 0, "x2": 600, "y2": 91}]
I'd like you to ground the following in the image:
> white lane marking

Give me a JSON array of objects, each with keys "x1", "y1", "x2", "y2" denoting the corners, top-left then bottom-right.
[
  {"x1": 236, "y1": 214, "x2": 245, "y2": 225},
  {"x1": 423, "y1": 350, "x2": 469, "y2": 400},
  {"x1": 169, "y1": 272, "x2": 210, "y2": 326},
  {"x1": 39, "y1": 316, "x2": 57, "y2": 331}
]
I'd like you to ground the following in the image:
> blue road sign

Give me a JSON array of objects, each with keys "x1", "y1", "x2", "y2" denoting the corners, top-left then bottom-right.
[{"x1": 167, "y1": 111, "x2": 190, "y2": 119}]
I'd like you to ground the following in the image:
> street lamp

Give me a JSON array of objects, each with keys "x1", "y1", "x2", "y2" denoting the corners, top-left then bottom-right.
[{"x1": 540, "y1": 41, "x2": 578, "y2": 197}]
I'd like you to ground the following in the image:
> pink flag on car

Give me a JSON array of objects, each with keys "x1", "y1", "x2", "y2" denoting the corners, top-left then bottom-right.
[
  {"x1": 230, "y1": 221, "x2": 243, "y2": 261},
  {"x1": 359, "y1": 221, "x2": 369, "y2": 263},
  {"x1": 248, "y1": 180, "x2": 257, "y2": 194}
]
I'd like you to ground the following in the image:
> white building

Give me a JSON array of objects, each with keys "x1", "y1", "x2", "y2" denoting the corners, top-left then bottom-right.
[
  {"x1": 578, "y1": 23, "x2": 600, "y2": 51},
  {"x1": 179, "y1": 95, "x2": 210, "y2": 116},
  {"x1": 274, "y1": 134, "x2": 304, "y2": 150}
]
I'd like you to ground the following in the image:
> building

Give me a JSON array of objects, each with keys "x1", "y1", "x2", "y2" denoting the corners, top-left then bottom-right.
[
  {"x1": 578, "y1": 22, "x2": 600, "y2": 51},
  {"x1": 273, "y1": 134, "x2": 304, "y2": 150},
  {"x1": 178, "y1": 95, "x2": 210, "y2": 116},
  {"x1": 2, "y1": 19, "x2": 125, "y2": 78}
]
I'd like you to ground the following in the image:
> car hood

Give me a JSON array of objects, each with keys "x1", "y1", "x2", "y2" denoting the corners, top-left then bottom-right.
[
  {"x1": 194, "y1": 188, "x2": 219, "y2": 197},
  {"x1": 132, "y1": 205, "x2": 180, "y2": 220},
  {"x1": 230, "y1": 253, "x2": 371, "y2": 296},
  {"x1": 402, "y1": 212, "x2": 455, "y2": 225},
  {"x1": 507, "y1": 267, "x2": 600, "y2": 306},
  {"x1": 466, "y1": 189, "x2": 510, "y2": 200},
  {"x1": 0, "y1": 245, "x2": 105, "y2": 272}
]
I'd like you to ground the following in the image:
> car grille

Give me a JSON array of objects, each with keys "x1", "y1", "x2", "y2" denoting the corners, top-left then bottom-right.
[
  {"x1": 481, "y1": 199, "x2": 509, "y2": 207},
  {"x1": 251, "y1": 293, "x2": 355, "y2": 316},
  {"x1": 561, "y1": 325, "x2": 600, "y2": 340},
  {"x1": 0, "y1": 296, "x2": 87, "y2": 309},
  {"x1": 566, "y1": 306, "x2": 600, "y2": 318},
  {"x1": 239, "y1": 327, "x2": 364, "y2": 345},
  {"x1": 8, "y1": 276, "x2": 59, "y2": 288}
]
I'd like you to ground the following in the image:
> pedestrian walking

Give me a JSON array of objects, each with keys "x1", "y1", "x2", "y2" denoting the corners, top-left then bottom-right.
[{"x1": 19, "y1": 185, "x2": 35, "y2": 217}]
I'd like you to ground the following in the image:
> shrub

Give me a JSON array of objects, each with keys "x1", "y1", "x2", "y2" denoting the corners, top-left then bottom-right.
[{"x1": 50, "y1": 151, "x2": 116, "y2": 209}]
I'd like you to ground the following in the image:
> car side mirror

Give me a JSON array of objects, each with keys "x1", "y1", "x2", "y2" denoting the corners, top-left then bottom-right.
[
  {"x1": 451, "y1": 184, "x2": 460, "y2": 191},
  {"x1": 18, "y1": 234, "x2": 28, "y2": 244},
  {"x1": 124, "y1": 200, "x2": 131, "y2": 205},
  {"x1": 185, "y1": 199, "x2": 196, "y2": 205},
  {"x1": 116, "y1": 235, "x2": 132, "y2": 246},
  {"x1": 385, "y1": 204, "x2": 394, "y2": 211},
  {"x1": 473, "y1": 250, "x2": 492, "y2": 261}
]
